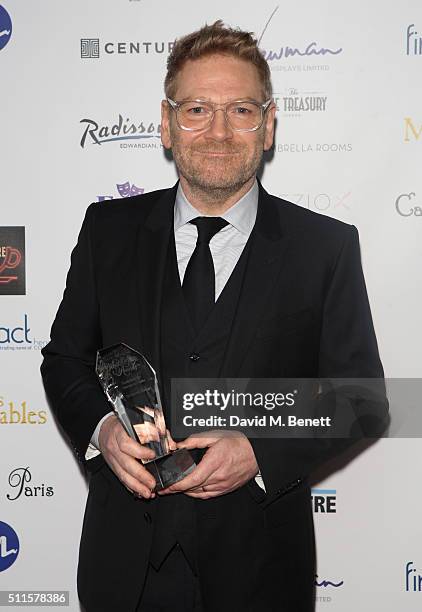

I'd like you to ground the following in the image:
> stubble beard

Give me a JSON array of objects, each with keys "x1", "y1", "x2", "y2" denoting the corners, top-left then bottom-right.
[{"x1": 171, "y1": 132, "x2": 264, "y2": 207}]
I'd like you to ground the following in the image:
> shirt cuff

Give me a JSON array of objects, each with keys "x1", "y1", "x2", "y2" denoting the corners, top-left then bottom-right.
[
  {"x1": 254, "y1": 471, "x2": 266, "y2": 492},
  {"x1": 85, "y1": 411, "x2": 114, "y2": 460}
]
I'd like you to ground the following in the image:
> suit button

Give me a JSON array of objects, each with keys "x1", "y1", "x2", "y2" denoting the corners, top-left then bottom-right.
[
  {"x1": 189, "y1": 353, "x2": 200, "y2": 362},
  {"x1": 144, "y1": 512, "x2": 152, "y2": 524}
]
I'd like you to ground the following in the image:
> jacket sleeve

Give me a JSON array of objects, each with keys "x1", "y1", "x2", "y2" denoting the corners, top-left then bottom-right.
[
  {"x1": 249, "y1": 225, "x2": 389, "y2": 497},
  {"x1": 40, "y1": 204, "x2": 110, "y2": 471}
]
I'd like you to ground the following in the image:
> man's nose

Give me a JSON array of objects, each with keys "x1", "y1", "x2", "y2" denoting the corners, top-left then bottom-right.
[{"x1": 205, "y1": 109, "x2": 233, "y2": 141}]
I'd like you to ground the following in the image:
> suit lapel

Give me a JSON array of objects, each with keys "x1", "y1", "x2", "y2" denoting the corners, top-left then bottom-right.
[
  {"x1": 136, "y1": 184, "x2": 178, "y2": 382},
  {"x1": 220, "y1": 182, "x2": 290, "y2": 376}
]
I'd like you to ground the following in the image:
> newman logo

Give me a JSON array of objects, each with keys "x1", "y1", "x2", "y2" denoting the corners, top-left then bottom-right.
[
  {"x1": 0, "y1": 521, "x2": 19, "y2": 572},
  {"x1": 258, "y1": 6, "x2": 342, "y2": 70},
  {"x1": 98, "y1": 181, "x2": 144, "y2": 202},
  {"x1": 0, "y1": 227, "x2": 25, "y2": 295},
  {"x1": 0, "y1": 5, "x2": 12, "y2": 52},
  {"x1": 6, "y1": 467, "x2": 54, "y2": 501}
]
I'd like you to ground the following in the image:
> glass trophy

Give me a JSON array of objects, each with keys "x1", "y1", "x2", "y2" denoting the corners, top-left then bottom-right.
[{"x1": 96, "y1": 343, "x2": 196, "y2": 491}]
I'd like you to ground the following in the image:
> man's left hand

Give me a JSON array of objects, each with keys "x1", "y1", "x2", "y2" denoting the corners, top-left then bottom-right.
[{"x1": 158, "y1": 431, "x2": 259, "y2": 499}]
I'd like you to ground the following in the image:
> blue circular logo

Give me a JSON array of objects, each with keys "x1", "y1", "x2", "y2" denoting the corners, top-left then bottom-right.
[
  {"x1": 0, "y1": 521, "x2": 19, "y2": 572},
  {"x1": 0, "y1": 5, "x2": 12, "y2": 51}
]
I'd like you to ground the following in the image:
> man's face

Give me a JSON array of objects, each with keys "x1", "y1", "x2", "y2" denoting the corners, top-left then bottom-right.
[{"x1": 161, "y1": 54, "x2": 275, "y2": 193}]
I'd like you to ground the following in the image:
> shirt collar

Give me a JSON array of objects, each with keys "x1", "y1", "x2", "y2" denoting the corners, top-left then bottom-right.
[{"x1": 174, "y1": 179, "x2": 258, "y2": 236}]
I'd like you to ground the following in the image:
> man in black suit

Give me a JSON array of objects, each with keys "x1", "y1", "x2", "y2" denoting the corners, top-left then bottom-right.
[{"x1": 41, "y1": 21, "x2": 386, "y2": 612}]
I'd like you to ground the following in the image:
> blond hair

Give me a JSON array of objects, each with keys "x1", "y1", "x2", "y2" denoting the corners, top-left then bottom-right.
[{"x1": 165, "y1": 20, "x2": 272, "y2": 100}]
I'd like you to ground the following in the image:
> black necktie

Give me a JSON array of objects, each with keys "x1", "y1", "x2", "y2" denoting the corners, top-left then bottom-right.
[{"x1": 182, "y1": 216, "x2": 229, "y2": 331}]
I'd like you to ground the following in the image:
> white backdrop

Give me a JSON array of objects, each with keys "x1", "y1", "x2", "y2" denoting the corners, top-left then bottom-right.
[{"x1": 1, "y1": 1, "x2": 421, "y2": 610}]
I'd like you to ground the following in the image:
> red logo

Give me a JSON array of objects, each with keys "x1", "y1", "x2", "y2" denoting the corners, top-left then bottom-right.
[
  {"x1": 0, "y1": 247, "x2": 22, "y2": 284},
  {"x1": 0, "y1": 227, "x2": 26, "y2": 295}
]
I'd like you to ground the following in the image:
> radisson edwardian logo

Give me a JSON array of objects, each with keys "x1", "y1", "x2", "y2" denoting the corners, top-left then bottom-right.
[{"x1": 80, "y1": 115, "x2": 161, "y2": 149}]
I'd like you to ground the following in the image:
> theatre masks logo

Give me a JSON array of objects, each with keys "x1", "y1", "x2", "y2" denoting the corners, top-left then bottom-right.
[
  {"x1": 0, "y1": 227, "x2": 25, "y2": 295},
  {"x1": 97, "y1": 181, "x2": 144, "y2": 202}
]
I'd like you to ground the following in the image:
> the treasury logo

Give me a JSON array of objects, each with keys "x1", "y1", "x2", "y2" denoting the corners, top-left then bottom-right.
[
  {"x1": 6, "y1": 467, "x2": 54, "y2": 501},
  {"x1": 0, "y1": 5, "x2": 12, "y2": 52},
  {"x1": 395, "y1": 192, "x2": 422, "y2": 217},
  {"x1": 0, "y1": 227, "x2": 25, "y2": 295},
  {"x1": 404, "y1": 117, "x2": 422, "y2": 142},
  {"x1": 311, "y1": 488, "x2": 337, "y2": 513},
  {"x1": 0, "y1": 395, "x2": 47, "y2": 425},
  {"x1": 97, "y1": 181, "x2": 144, "y2": 202},
  {"x1": 0, "y1": 521, "x2": 19, "y2": 572},
  {"x1": 79, "y1": 37, "x2": 174, "y2": 58},
  {"x1": 274, "y1": 88, "x2": 328, "y2": 118},
  {"x1": 80, "y1": 114, "x2": 161, "y2": 149},
  {"x1": 406, "y1": 24, "x2": 422, "y2": 55},
  {"x1": 258, "y1": 6, "x2": 342, "y2": 73}
]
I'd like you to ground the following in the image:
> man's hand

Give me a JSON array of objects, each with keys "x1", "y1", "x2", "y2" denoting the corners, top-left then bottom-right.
[
  {"x1": 98, "y1": 415, "x2": 168, "y2": 499},
  {"x1": 158, "y1": 431, "x2": 259, "y2": 499}
]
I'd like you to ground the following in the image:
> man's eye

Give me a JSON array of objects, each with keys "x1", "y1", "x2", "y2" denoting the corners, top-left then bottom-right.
[
  {"x1": 232, "y1": 106, "x2": 252, "y2": 114},
  {"x1": 186, "y1": 106, "x2": 207, "y2": 114}
]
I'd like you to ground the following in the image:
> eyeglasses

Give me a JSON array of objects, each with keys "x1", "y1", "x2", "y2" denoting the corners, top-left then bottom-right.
[{"x1": 166, "y1": 98, "x2": 272, "y2": 132}]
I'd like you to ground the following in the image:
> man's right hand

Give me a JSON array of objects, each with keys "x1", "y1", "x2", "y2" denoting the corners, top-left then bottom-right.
[{"x1": 98, "y1": 415, "x2": 157, "y2": 499}]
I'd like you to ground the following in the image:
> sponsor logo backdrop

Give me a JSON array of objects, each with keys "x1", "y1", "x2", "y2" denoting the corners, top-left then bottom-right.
[{"x1": 0, "y1": 1, "x2": 421, "y2": 610}]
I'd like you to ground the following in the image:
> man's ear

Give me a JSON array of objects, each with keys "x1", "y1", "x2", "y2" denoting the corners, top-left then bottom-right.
[
  {"x1": 263, "y1": 102, "x2": 276, "y2": 152},
  {"x1": 161, "y1": 99, "x2": 172, "y2": 149}
]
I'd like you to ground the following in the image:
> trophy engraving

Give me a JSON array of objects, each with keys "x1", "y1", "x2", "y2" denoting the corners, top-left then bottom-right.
[{"x1": 96, "y1": 343, "x2": 196, "y2": 491}]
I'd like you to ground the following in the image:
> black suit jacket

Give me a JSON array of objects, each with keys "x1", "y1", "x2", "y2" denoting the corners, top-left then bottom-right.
[{"x1": 41, "y1": 182, "x2": 386, "y2": 612}]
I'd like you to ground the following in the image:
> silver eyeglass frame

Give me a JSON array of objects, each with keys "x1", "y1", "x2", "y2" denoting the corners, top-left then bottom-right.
[{"x1": 166, "y1": 98, "x2": 273, "y2": 132}]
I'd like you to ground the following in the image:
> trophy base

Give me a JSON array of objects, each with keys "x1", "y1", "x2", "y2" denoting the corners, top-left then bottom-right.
[{"x1": 143, "y1": 448, "x2": 196, "y2": 491}]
